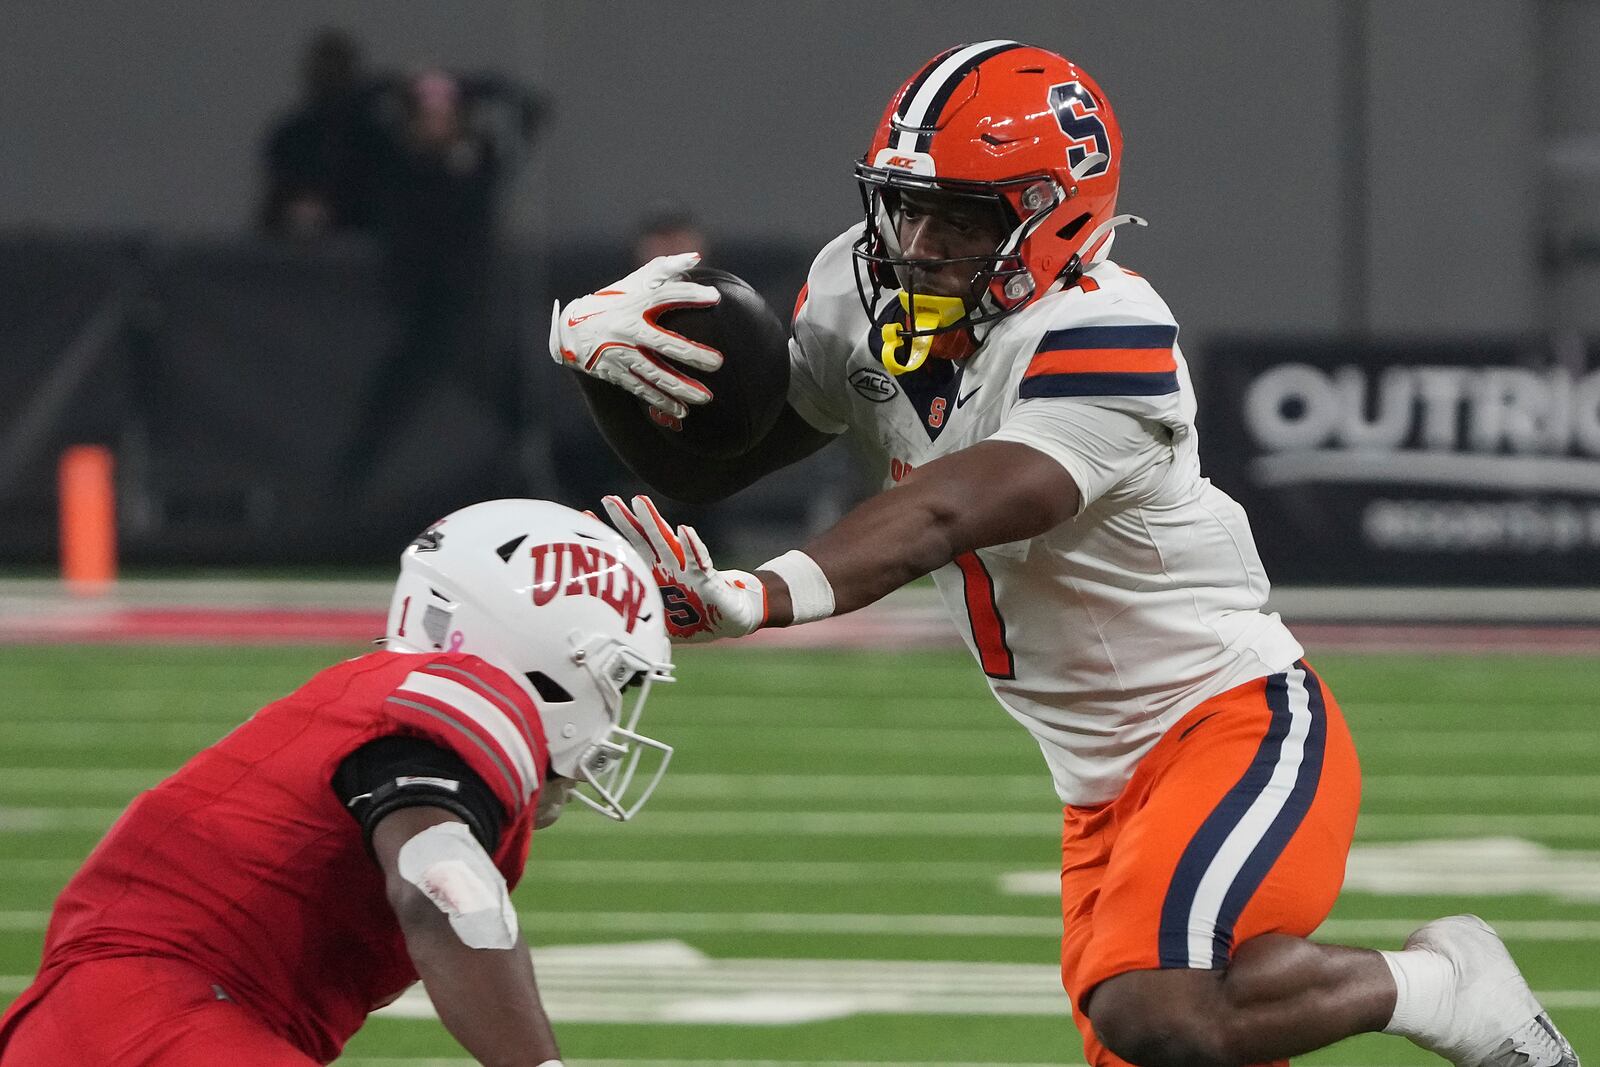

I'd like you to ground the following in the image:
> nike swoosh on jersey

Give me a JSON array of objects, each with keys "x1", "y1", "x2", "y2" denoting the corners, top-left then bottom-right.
[{"x1": 956, "y1": 385, "x2": 982, "y2": 408}]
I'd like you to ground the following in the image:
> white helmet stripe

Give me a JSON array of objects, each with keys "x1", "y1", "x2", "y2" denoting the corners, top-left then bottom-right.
[{"x1": 893, "y1": 40, "x2": 1021, "y2": 153}]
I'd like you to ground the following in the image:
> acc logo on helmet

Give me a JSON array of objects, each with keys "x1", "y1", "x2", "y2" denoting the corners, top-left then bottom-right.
[{"x1": 871, "y1": 148, "x2": 936, "y2": 176}]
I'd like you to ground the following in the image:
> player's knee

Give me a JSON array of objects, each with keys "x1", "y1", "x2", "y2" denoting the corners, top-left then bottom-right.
[{"x1": 1085, "y1": 971, "x2": 1236, "y2": 1067}]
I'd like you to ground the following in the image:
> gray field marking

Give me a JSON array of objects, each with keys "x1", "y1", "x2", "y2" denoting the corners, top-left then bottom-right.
[
  {"x1": 4, "y1": 577, "x2": 1598, "y2": 648},
  {"x1": 2, "y1": 769, "x2": 1598, "y2": 804},
  {"x1": 6, "y1": 910, "x2": 1600, "y2": 939},
  {"x1": 3, "y1": 805, "x2": 1598, "y2": 839}
]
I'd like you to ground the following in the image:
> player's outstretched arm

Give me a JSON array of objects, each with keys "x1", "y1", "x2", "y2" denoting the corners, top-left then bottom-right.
[
  {"x1": 780, "y1": 440, "x2": 1079, "y2": 618},
  {"x1": 373, "y1": 805, "x2": 562, "y2": 1067},
  {"x1": 603, "y1": 440, "x2": 1078, "y2": 639}
]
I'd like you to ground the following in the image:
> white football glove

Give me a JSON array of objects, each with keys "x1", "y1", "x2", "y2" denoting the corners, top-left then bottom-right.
[
  {"x1": 601, "y1": 494, "x2": 767, "y2": 643},
  {"x1": 549, "y1": 253, "x2": 723, "y2": 418}
]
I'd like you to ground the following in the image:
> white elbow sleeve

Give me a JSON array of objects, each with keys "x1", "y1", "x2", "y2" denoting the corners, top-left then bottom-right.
[{"x1": 396, "y1": 821, "x2": 519, "y2": 950}]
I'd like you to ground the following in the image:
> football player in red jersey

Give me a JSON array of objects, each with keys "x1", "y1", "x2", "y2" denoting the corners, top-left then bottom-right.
[
  {"x1": 549, "y1": 42, "x2": 1580, "y2": 1067},
  {"x1": 0, "y1": 500, "x2": 675, "y2": 1067}
]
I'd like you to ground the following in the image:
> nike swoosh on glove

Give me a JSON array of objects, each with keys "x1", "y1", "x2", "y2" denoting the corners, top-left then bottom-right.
[
  {"x1": 601, "y1": 494, "x2": 766, "y2": 643},
  {"x1": 549, "y1": 252, "x2": 722, "y2": 418}
]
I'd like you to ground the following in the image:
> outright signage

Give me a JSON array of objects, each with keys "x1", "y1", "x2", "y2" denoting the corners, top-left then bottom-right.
[{"x1": 1196, "y1": 339, "x2": 1600, "y2": 586}]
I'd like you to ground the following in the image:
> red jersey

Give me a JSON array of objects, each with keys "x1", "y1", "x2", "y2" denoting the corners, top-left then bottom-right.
[{"x1": 14, "y1": 651, "x2": 548, "y2": 1064}]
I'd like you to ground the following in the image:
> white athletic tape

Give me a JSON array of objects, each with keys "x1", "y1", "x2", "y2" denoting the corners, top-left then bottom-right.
[
  {"x1": 760, "y1": 550, "x2": 835, "y2": 625},
  {"x1": 396, "y1": 822, "x2": 519, "y2": 950}
]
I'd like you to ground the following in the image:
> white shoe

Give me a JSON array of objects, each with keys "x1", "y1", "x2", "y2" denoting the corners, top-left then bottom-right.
[{"x1": 1404, "y1": 914, "x2": 1580, "y2": 1067}]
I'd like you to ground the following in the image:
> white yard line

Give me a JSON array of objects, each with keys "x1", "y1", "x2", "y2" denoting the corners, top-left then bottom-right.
[
  {"x1": 339, "y1": 1061, "x2": 1085, "y2": 1067},
  {"x1": 335, "y1": 1062, "x2": 1482, "y2": 1067},
  {"x1": 0, "y1": 807, "x2": 126, "y2": 831},
  {"x1": 0, "y1": 858, "x2": 1015, "y2": 885},
  {"x1": 0, "y1": 768, "x2": 174, "y2": 791},
  {"x1": 5, "y1": 910, "x2": 1600, "y2": 940},
  {"x1": 5, "y1": 575, "x2": 1598, "y2": 621},
  {"x1": 5, "y1": 769, "x2": 1600, "y2": 801},
  {"x1": 3, "y1": 805, "x2": 1599, "y2": 839},
  {"x1": 8, "y1": 720, "x2": 1600, "y2": 746},
  {"x1": 334, "y1": 1062, "x2": 1432, "y2": 1067},
  {"x1": 12, "y1": 841, "x2": 1600, "y2": 894}
]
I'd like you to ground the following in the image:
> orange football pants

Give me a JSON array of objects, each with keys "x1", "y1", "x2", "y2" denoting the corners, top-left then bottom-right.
[
  {"x1": 0, "y1": 956, "x2": 318, "y2": 1066},
  {"x1": 1060, "y1": 661, "x2": 1361, "y2": 1067}
]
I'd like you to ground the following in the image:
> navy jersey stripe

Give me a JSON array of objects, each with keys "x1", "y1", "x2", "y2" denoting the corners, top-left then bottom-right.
[
  {"x1": 1208, "y1": 664, "x2": 1327, "y2": 966},
  {"x1": 1019, "y1": 371, "x2": 1179, "y2": 398},
  {"x1": 1035, "y1": 324, "x2": 1179, "y2": 353},
  {"x1": 1157, "y1": 677, "x2": 1295, "y2": 969}
]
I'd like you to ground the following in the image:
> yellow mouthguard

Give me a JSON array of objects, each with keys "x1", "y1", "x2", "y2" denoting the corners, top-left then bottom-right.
[{"x1": 880, "y1": 292, "x2": 967, "y2": 376}]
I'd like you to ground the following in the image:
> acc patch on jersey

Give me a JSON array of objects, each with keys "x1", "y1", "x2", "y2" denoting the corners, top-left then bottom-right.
[{"x1": 849, "y1": 367, "x2": 897, "y2": 403}]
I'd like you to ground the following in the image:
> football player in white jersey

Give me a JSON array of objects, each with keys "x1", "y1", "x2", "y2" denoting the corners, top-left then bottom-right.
[{"x1": 549, "y1": 42, "x2": 1578, "y2": 1067}]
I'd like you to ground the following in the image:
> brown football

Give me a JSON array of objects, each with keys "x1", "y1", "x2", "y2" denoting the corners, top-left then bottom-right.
[{"x1": 636, "y1": 267, "x2": 791, "y2": 459}]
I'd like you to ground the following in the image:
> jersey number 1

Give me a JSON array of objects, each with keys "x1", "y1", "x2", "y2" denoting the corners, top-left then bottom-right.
[{"x1": 955, "y1": 551, "x2": 1015, "y2": 679}]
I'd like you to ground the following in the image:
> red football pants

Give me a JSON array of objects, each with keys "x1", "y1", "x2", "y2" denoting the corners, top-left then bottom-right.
[
  {"x1": 0, "y1": 956, "x2": 318, "y2": 1066},
  {"x1": 1060, "y1": 662, "x2": 1362, "y2": 1067}
]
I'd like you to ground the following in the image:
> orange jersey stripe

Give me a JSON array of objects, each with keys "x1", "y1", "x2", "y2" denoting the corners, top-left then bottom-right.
[
  {"x1": 1026, "y1": 347, "x2": 1177, "y2": 378},
  {"x1": 955, "y1": 551, "x2": 1014, "y2": 679}
]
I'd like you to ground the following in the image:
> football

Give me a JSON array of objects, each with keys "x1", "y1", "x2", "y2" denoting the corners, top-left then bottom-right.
[{"x1": 640, "y1": 267, "x2": 791, "y2": 458}]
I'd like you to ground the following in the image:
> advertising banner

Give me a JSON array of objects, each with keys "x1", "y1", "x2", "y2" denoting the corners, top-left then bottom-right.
[{"x1": 1196, "y1": 338, "x2": 1600, "y2": 585}]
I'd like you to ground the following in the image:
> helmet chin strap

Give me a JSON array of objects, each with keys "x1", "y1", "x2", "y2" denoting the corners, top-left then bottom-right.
[
  {"x1": 1079, "y1": 213, "x2": 1147, "y2": 267},
  {"x1": 880, "y1": 291, "x2": 967, "y2": 375},
  {"x1": 1069, "y1": 151, "x2": 1109, "y2": 182}
]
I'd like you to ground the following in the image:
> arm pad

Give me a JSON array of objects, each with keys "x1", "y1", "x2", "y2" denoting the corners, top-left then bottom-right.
[{"x1": 396, "y1": 821, "x2": 519, "y2": 950}]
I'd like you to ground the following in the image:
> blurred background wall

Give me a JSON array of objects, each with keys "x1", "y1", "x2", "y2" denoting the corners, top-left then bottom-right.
[
  {"x1": 6, "y1": 0, "x2": 1584, "y2": 335},
  {"x1": 3, "y1": 1, "x2": 1598, "y2": 579}
]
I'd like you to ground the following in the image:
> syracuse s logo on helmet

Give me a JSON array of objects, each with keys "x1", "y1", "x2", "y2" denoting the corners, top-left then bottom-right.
[{"x1": 1048, "y1": 81, "x2": 1111, "y2": 179}]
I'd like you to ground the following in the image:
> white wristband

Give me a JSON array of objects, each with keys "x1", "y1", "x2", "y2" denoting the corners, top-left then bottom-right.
[
  {"x1": 536, "y1": 1060, "x2": 565, "y2": 1067},
  {"x1": 760, "y1": 550, "x2": 835, "y2": 624}
]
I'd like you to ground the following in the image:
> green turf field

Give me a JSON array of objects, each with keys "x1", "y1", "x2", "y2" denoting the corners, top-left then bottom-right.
[{"x1": 1, "y1": 644, "x2": 1595, "y2": 1065}]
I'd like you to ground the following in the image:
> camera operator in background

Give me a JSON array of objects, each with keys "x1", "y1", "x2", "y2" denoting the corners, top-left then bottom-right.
[{"x1": 311, "y1": 60, "x2": 546, "y2": 495}]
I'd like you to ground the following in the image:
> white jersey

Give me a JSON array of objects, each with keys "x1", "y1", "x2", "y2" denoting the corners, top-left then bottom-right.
[{"x1": 789, "y1": 226, "x2": 1303, "y2": 805}]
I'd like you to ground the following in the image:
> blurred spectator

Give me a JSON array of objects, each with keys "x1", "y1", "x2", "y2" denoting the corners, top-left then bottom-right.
[
  {"x1": 336, "y1": 67, "x2": 546, "y2": 495},
  {"x1": 366, "y1": 68, "x2": 544, "y2": 254},
  {"x1": 632, "y1": 205, "x2": 710, "y2": 265},
  {"x1": 259, "y1": 29, "x2": 381, "y2": 238}
]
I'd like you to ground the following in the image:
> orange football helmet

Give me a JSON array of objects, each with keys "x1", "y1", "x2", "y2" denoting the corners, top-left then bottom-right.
[{"x1": 854, "y1": 41, "x2": 1140, "y2": 357}]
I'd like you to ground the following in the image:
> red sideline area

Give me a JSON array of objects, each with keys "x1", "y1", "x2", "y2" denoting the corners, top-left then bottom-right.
[
  {"x1": 2, "y1": 602, "x2": 1598, "y2": 653},
  {"x1": 1, "y1": 608, "x2": 389, "y2": 645}
]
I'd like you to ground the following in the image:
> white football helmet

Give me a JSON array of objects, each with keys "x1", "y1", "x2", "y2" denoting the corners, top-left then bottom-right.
[{"x1": 384, "y1": 499, "x2": 675, "y2": 821}]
